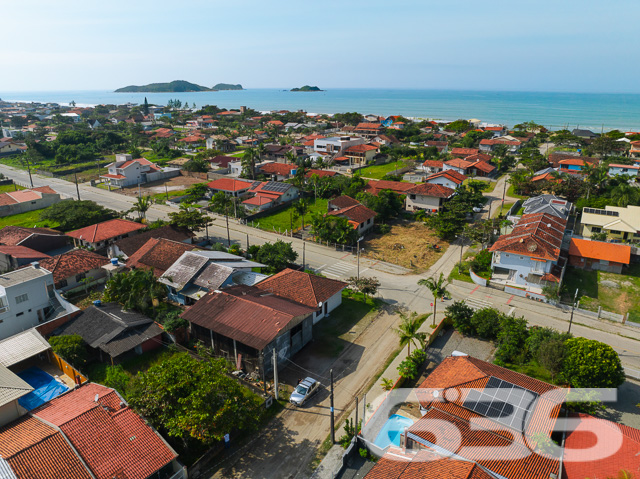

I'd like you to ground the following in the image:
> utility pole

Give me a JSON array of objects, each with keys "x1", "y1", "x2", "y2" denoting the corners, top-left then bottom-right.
[
  {"x1": 567, "y1": 288, "x2": 579, "y2": 334},
  {"x1": 330, "y1": 368, "x2": 335, "y2": 444},
  {"x1": 246, "y1": 233, "x2": 250, "y2": 251},
  {"x1": 502, "y1": 172, "x2": 508, "y2": 203},
  {"x1": 165, "y1": 183, "x2": 169, "y2": 202},
  {"x1": 26, "y1": 158, "x2": 34, "y2": 188},
  {"x1": 458, "y1": 234, "x2": 464, "y2": 274},
  {"x1": 355, "y1": 396, "x2": 359, "y2": 437},
  {"x1": 272, "y1": 348, "x2": 279, "y2": 401},
  {"x1": 357, "y1": 236, "x2": 364, "y2": 279},
  {"x1": 302, "y1": 238, "x2": 306, "y2": 271},
  {"x1": 74, "y1": 170, "x2": 81, "y2": 200},
  {"x1": 138, "y1": 182, "x2": 141, "y2": 199}
]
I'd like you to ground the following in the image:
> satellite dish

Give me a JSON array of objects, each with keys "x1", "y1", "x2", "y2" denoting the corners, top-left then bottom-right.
[{"x1": 318, "y1": 302, "x2": 323, "y2": 308}]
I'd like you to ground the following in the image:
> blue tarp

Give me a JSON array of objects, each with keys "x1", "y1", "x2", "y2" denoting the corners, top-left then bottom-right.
[{"x1": 17, "y1": 367, "x2": 69, "y2": 411}]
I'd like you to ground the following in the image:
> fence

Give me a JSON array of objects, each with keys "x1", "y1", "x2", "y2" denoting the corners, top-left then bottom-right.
[{"x1": 49, "y1": 351, "x2": 88, "y2": 385}]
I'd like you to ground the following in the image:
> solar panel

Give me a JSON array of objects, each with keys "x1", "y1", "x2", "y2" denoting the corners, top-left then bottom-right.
[
  {"x1": 261, "y1": 181, "x2": 289, "y2": 193},
  {"x1": 462, "y1": 377, "x2": 538, "y2": 431},
  {"x1": 583, "y1": 207, "x2": 619, "y2": 217}
]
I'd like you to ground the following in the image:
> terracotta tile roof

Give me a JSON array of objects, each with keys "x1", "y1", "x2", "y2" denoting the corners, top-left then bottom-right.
[
  {"x1": 422, "y1": 160, "x2": 444, "y2": 168},
  {"x1": 259, "y1": 162, "x2": 296, "y2": 176},
  {"x1": 0, "y1": 416, "x2": 92, "y2": 479},
  {"x1": 0, "y1": 186, "x2": 58, "y2": 206},
  {"x1": 451, "y1": 147, "x2": 478, "y2": 156},
  {"x1": 305, "y1": 169, "x2": 337, "y2": 178},
  {"x1": 328, "y1": 195, "x2": 360, "y2": 209},
  {"x1": 569, "y1": 238, "x2": 631, "y2": 264},
  {"x1": 267, "y1": 120, "x2": 284, "y2": 126},
  {"x1": 558, "y1": 159, "x2": 585, "y2": 167},
  {"x1": 425, "y1": 170, "x2": 468, "y2": 185},
  {"x1": 445, "y1": 158, "x2": 474, "y2": 169},
  {"x1": 465, "y1": 153, "x2": 492, "y2": 163},
  {"x1": 114, "y1": 225, "x2": 194, "y2": 257},
  {"x1": 405, "y1": 183, "x2": 455, "y2": 198},
  {"x1": 531, "y1": 171, "x2": 558, "y2": 182},
  {"x1": 345, "y1": 144, "x2": 378, "y2": 153},
  {"x1": 207, "y1": 178, "x2": 254, "y2": 192},
  {"x1": 469, "y1": 160, "x2": 496, "y2": 174},
  {"x1": 365, "y1": 180, "x2": 415, "y2": 195},
  {"x1": 484, "y1": 126, "x2": 505, "y2": 131},
  {"x1": 548, "y1": 153, "x2": 598, "y2": 168},
  {"x1": 608, "y1": 163, "x2": 639, "y2": 169},
  {"x1": 181, "y1": 285, "x2": 316, "y2": 350},
  {"x1": 0, "y1": 245, "x2": 50, "y2": 260},
  {"x1": 31, "y1": 186, "x2": 58, "y2": 195},
  {"x1": 242, "y1": 195, "x2": 273, "y2": 206},
  {"x1": 355, "y1": 122, "x2": 383, "y2": 130},
  {"x1": 210, "y1": 155, "x2": 237, "y2": 167},
  {"x1": 126, "y1": 238, "x2": 197, "y2": 277},
  {"x1": 101, "y1": 173, "x2": 127, "y2": 179},
  {"x1": 67, "y1": 219, "x2": 146, "y2": 244},
  {"x1": 480, "y1": 138, "x2": 521, "y2": 146},
  {"x1": 254, "y1": 268, "x2": 347, "y2": 308},
  {"x1": 327, "y1": 204, "x2": 377, "y2": 224},
  {"x1": 36, "y1": 249, "x2": 110, "y2": 286},
  {"x1": 489, "y1": 213, "x2": 567, "y2": 261},
  {"x1": 33, "y1": 383, "x2": 176, "y2": 479},
  {"x1": 0, "y1": 226, "x2": 64, "y2": 246},
  {"x1": 425, "y1": 141, "x2": 448, "y2": 147}
]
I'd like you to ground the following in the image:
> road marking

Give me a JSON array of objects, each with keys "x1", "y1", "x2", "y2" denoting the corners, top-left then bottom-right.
[
  {"x1": 464, "y1": 297, "x2": 493, "y2": 311},
  {"x1": 315, "y1": 264, "x2": 327, "y2": 271},
  {"x1": 321, "y1": 261, "x2": 356, "y2": 278},
  {"x1": 470, "y1": 286, "x2": 479, "y2": 295},
  {"x1": 508, "y1": 307, "x2": 515, "y2": 316},
  {"x1": 506, "y1": 295, "x2": 514, "y2": 305},
  {"x1": 340, "y1": 253, "x2": 351, "y2": 260}
]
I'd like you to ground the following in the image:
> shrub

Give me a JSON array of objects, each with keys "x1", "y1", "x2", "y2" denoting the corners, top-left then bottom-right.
[
  {"x1": 380, "y1": 378, "x2": 394, "y2": 391},
  {"x1": 104, "y1": 365, "x2": 132, "y2": 397},
  {"x1": 446, "y1": 301, "x2": 475, "y2": 335},
  {"x1": 410, "y1": 349, "x2": 427, "y2": 366},
  {"x1": 562, "y1": 338, "x2": 626, "y2": 388},
  {"x1": 397, "y1": 357, "x2": 418, "y2": 380},
  {"x1": 228, "y1": 244, "x2": 242, "y2": 255},
  {"x1": 377, "y1": 224, "x2": 391, "y2": 235},
  {"x1": 537, "y1": 339, "x2": 566, "y2": 380},
  {"x1": 470, "y1": 249, "x2": 492, "y2": 275},
  {"x1": 471, "y1": 308, "x2": 502, "y2": 340},
  {"x1": 48, "y1": 335, "x2": 88, "y2": 367},
  {"x1": 495, "y1": 316, "x2": 529, "y2": 365},
  {"x1": 525, "y1": 327, "x2": 570, "y2": 360}
]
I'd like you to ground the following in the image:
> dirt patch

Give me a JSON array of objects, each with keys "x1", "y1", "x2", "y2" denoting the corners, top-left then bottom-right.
[
  {"x1": 362, "y1": 221, "x2": 447, "y2": 273},
  {"x1": 116, "y1": 175, "x2": 205, "y2": 197}
]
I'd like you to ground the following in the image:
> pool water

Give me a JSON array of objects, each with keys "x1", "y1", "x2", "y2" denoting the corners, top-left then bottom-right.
[
  {"x1": 373, "y1": 414, "x2": 414, "y2": 449},
  {"x1": 17, "y1": 367, "x2": 69, "y2": 410}
]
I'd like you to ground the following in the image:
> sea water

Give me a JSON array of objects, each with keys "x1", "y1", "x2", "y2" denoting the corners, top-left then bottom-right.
[{"x1": 2, "y1": 88, "x2": 640, "y2": 131}]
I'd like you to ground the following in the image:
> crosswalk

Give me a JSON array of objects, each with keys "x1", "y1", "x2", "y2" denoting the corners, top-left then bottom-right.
[
  {"x1": 317, "y1": 261, "x2": 356, "y2": 278},
  {"x1": 463, "y1": 297, "x2": 494, "y2": 311}
]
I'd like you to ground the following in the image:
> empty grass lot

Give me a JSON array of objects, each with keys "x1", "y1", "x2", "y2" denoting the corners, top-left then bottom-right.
[
  {"x1": 0, "y1": 208, "x2": 59, "y2": 229},
  {"x1": 0, "y1": 184, "x2": 25, "y2": 193},
  {"x1": 358, "y1": 161, "x2": 408, "y2": 179},
  {"x1": 252, "y1": 198, "x2": 328, "y2": 233},
  {"x1": 507, "y1": 185, "x2": 528, "y2": 200},
  {"x1": 493, "y1": 202, "x2": 514, "y2": 218}
]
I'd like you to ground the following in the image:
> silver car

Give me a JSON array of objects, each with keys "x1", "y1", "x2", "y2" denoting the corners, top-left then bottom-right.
[{"x1": 290, "y1": 377, "x2": 321, "y2": 406}]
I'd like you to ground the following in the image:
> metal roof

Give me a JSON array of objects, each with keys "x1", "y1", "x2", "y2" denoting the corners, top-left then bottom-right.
[
  {"x1": 0, "y1": 329, "x2": 51, "y2": 367},
  {"x1": 0, "y1": 266, "x2": 50, "y2": 288},
  {"x1": 0, "y1": 365, "x2": 33, "y2": 408}
]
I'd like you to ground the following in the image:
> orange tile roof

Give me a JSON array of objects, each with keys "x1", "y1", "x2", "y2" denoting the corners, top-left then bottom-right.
[
  {"x1": 445, "y1": 158, "x2": 474, "y2": 169},
  {"x1": 67, "y1": 219, "x2": 146, "y2": 243},
  {"x1": 405, "y1": 183, "x2": 455, "y2": 198},
  {"x1": 365, "y1": 180, "x2": 415, "y2": 195},
  {"x1": 242, "y1": 195, "x2": 273, "y2": 206},
  {"x1": 451, "y1": 147, "x2": 479, "y2": 156},
  {"x1": 558, "y1": 158, "x2": 585, "y2": 166},
  {"x1": 569, "y1": 238, "x2": 631, "y2": 264},
  {"x1": 254, "y1": 268, "x2": 346, "y2": 308},
  {"x1": 422, "y1": 160, "x2": 444, "y2": 168},
  {"x1": 37, "y1": 249, "x2": 110, "y2": 286},
  {"x1": 425, "y1": 169, "x2": 468, "y2": 185},
  {"x1": 489, "y1": 213, "x2": 567, "y2": 261},
  {"x1": 126, "y1": 238, "x2": 197, "y2": 277},
  {"x1": 207, "y1": 178, "x2": 254, "y2": 192},
  {"x1": 327, "y1": 204, "x2": 377, "y2": 224},
  {"x1": 345, "y1": 144, "x2": 378, "y2": 153},
  {"x1": 259, "y1": 162, "x2": 296, "y2": 176}
]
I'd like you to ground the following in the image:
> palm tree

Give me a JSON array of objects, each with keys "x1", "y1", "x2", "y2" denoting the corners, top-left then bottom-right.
[
  {"x1": 293, "y1": 199, "x2": 309, "y2": 232},
  {"x1": 418, "y1": 273, "x2": 450, "y2": 326},
  {"x1": 132, "y1": 195, "x2": 152, "y2": 220},
  {"x1": 394, "y1": 311, "x2": 428, "y2": 355},
  {"x1": 611, "y1": 182, "x2": 640, "y2": 207},
  {"x1": 209, "y1": 192, "x2": 233, "y2": 246},
  {"x1": 284, "y1": 150, "x2": 297, "y2": 165},
  {"x1": 256, "y1": 143, "x2": 267, "y2": 163},
  {"x1": 241, "y1": 148, "x2": 257, "y2": 179}
]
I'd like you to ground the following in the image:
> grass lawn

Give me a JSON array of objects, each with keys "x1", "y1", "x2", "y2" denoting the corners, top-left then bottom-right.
[
  {"x1": 507, "y1": 185, "x2": 528, "y2": 200},
  {"x1": 358, "y1": 161, "x2": 408, "y2": 179},
  {"x1": 85, "y1": 346, "x2": 181, "y2": 385},
  {"x1": 448, "y1": 251, "x2": 477, "y2": 284},
  {"x1": 312, "y1": 290, "x2": 379, "y2": 358},
  {"x1": 493, "y1": 202, "x2": 514, "y2": 218},
  {"x1": 465, "y1": 178, "x2": 497, "y2": 194},
  {"x1": 502, "y1": 361, "x2": 556, "y2": 384},
  {"x1": 0, "y1": 183, "x2": 25, "y2": 193},
  {"x1": 0, "y1": 208, "x2": 59, "y2": 229},
  {"x1": 562, "y1": 265, "x2": 640, "y2": 318},
  {"x1": 151, "y1": 189, "x2": 188, "y2": 203},
  {"x1": 252, "y1": 197, "x2": 328, "y2": 233}
]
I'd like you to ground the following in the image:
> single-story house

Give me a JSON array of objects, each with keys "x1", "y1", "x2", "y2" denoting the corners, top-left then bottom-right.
[
  {"x1": 364, "y1": 180, "x2": 415, "y2": 196},
  {"x1": 404, "y1": 183, "x2": 455, "y2": 213},
  {"x1": 36, "y1": 249, "x2": 111, "y2": 292},
  {"x1": 450, "y1": 147, "x2": 478, "y2": 157},
  {"x1": 0, "y1": 226, "x2": 67, "y2": 255},
  {"x1": 327, "y1": 203, "x2": 377, "y2": 235},
  {"x1": 0, "y1": 186, "x2": 61, "y2": 218},
  {"x1": 608, "y1": 163, "x2": 639, "y2": 178},
  {"x1": 424, "y1": 170, "x2": 467, "y2": 189},
  {"x1": 182, "y1": 285, "x2": 317, "y2": 377},
  {"x1": 67, "y1": 219, "x2": 147, "y2": 255},
  {"x1": 254, "y1": 268, "x2": 347, "y2": 324},
  {"x1": 568, "y1": 238, "x2": 631, "y2": 274},
  {"x1": 112, "y1": 224, "x2": 194, "y2": 259},
  {"x1": 521, "y1": 195, "x2": 572, "y2": 220},
  {"x1": 420, "y1": 160, "x2": 444, "y2": 174},
  {"x1": 207, "y1": 178, "x2": 255, "y2": 197},
  {"x1": 258, "y1": 162, "x2": 297, "y2": 181},
  {"x1": 126, "y1": 238, "x2": 197, "y2": 277},
  {"x1": 54, "y1": 303, "x2": 164, "y2": 363},
  {"x1": 0, "y1": 245, "x2": 51, "y2": 273},
  {"x1": 328, "y1": 195, "x2": 360, "y2": 211}
]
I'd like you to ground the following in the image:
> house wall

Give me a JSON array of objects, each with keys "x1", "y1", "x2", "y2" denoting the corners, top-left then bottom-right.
[
  {"x1": 0, "y1": 194, "x2": 61, "y2": 218},
  {"x1": 405, "y1": 194, "x2": 443, "y2": 213},
  {"x1": 426, "y1": 177, "x2": 459, "y2": 190},
  {"x1": 58, "y1": 267, "x2": 108, "y2": 293},
  {"x1": 356, "y1": 217, "x2": 374, "y2": 235},
  {"x1": 491, "y1": 252, "x2": 551, "y2": 286},
  {"x1": 147, "y1": 168, "x2": 181, "y2": 183},
  {"x1": 568, "y1": 255, "x2": 624, "y2": 274},
  {"x1": 0, "y1": 272, "x2": 55, "y2": 340},
  {"x1": 608, "y1": 166, "x2": 639, "y2": 177},
  {"x1": 312, "y1": 290, "x2": 344, "y2": 324},
  {"x1": 443, "y1": 164, "x2": 466, "y2": 176},
  {"x1": 0, "y1": 400, "x2": 26, "y2": 428}
]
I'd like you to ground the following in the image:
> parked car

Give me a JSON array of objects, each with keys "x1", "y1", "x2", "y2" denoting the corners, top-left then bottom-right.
[{"x1": 290, "y1": 377, "x2": 321, "y2": 406}]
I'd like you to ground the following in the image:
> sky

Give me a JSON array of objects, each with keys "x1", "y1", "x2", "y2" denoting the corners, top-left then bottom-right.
[{"x1": 3, "y1": 0, "x2": 640, "y2": 93}]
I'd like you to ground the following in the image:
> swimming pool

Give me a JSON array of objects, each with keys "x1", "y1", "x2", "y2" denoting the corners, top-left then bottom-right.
[
  {"x1": 17, "y1": 367, "x2": 69, "y2": 411},
  {"x1": 373, "y1": 414, "x2": 414, "y2": 449}
]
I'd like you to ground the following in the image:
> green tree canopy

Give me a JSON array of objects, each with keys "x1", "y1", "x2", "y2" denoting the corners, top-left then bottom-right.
[
  {"x1": 128, "y1": 353, "x2": 260, "y2": 445},
  {"x1": 168, "y1": 203, "x2": 212, "y2": 231},
  {"x1": 103, "y1": 268, "x2": 167, "y2": 315},
  {"x1": 48, "y1": 335, "x2": 88, "y2": 367},
  {"x1": 310, "y1": 213, "x2": 358, "y2": 245},
  {"x1": 562, "y1": 337, "x2": 625, "y2": 388},
  {"x1": 255, "y1": 240, "x2": 298, "y2": 274},
  {"x1": 40, "y1": 200, "x2": 117, "y2": 231}
]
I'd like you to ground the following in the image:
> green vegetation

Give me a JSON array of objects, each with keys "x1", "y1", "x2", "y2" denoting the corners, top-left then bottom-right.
[
  {"x1": 290, "y1": 85, "x2": 322, "y2": 92},
  {"x1": 49, "y1": 335, "x2": 88, "y2": 367},
  {"x1": 0, "y1": 183, "x2": 25, "y2": 193},
  {"x1": 212, "y1": 83, "x2": 243, "y2": 91},
  {"x1": 358, "y1": 161, "x2": 407, "y2": 180},
  {"x1": 253, "y1": 198, "x2": 328, "y2": 232},
  {"x1": 150, "y1": 189, "x2": 188, "y2": 203},
  {"x1": 464, "y1": 178, "x2": 497, "y2": 193},
  {"x1": 248, "y1": 240, "x2": 298, "y2": 274},
  {"x1": 40, "y1": 200, "x2": 117, "y2": 231},
  {"x1": 0, "y1": 208, "x2": 60, "y2": 229},
  {"x1": 507, "y1": 184, "x2": 528, "y2": 200},
  {"x1": 115, "y1": 80, "x2": 212, "y2": 92},
  {"x1": 494, "y1": 202, "x2": 514, "y2": 218}
]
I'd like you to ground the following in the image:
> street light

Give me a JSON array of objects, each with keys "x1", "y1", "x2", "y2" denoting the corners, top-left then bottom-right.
[{"x1": 567, "y1": 288, "x2": 579, "y2": 334}]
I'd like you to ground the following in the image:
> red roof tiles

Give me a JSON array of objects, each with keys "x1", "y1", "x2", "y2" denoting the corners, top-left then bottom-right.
[
  {"x1": 259, "y1": 162, "x2": 296, "y2": 176},
  {"x1": 207, "y1": 178, "x2": 255, "y2": 192},
  {"x1": 327, "y1": 204, "x2": 377, "y2": 225},
  {"x1": 305, "y1": 169, "x2": 337, "y2": 178},
  {"x1": 489, "y1": 213, "x2": 567, "y2": 261},
  {"x1": 126, "y1": 238, "x2": 197, "y2": 277},
  {"x1": 345, "y1": 144, "x2": 378, "y2": 153},
  {"x1": 569, "y1": 238, "x2": 631, "y2": 264},
  {"x1": 425, "y1": 169, "x2": 468, "y2": 185},
  {"x1": 328, "y1": 195, "x2": 360, "y2": 209},
  {"x1": 37, "y1": 249, "x2": 110, "y2": 286},
  {"x1": 451, "y1": 147, "x2": 479, "y2": 156},
  {"x1": 405, "y1": 183, "x2": 455, "y2": 198},
  {"x1": 254, "y1": 268, "x2": 346, "y2": 309},
  {"x1": 67, "y1": 219, "x2": 146, "y2": 244},
  {"x1": 365, "y1": 180, "x2": 415, "y2": 195}
]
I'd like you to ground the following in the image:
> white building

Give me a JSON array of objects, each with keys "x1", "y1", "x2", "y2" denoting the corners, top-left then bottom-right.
[
  {"x1": 100, "y1": 154, "x2": 180, "y2": 188},
  {"x1": 313, "y1": 136, "x2": 365, "y2": 156}
]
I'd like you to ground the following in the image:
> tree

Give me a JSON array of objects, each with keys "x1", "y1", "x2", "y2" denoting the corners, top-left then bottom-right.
[
  {"x1": 184, "y1": 183, "x2": 208, "y2": 202},
  {"x1": 470, "y1": 307, "x2": 502, "y2": 340},
  {"x1": 255, "y1": 240, "x2": 298, "y2": 273},
  {"x1": 128, "y1": 353, "x2": 259, "y2": 446},
  {"x1": 537, "y1": 339, "x2": 566, "y2": 380},
  {"x1": 48, "y1": 335, "x2": 88, "y2": 367},
  {"x1": 495, "y1": 315, "x2": 529, "y2": 365},
  {"x1": 445, "y1": 301, "x2": 475, "y2": 335},
  {"x1": 293, "y1": 199, "x2": 309, "y2": 232},
  {"x1": 168, "y1": 202, "x2": 212, "y2": 231},
  {"x1": 241, "y1": 148, "x2": 258, "y2": 179},
  {"x1": 209, "y1": 192, "x2": 233, "y2": 246},
  {"x1": 103, "y1": 268, "x2": 167, "y2": 315},
  {"x1": 562, "y1": 337, "x2": 626, "y2": 388},
  {"x1": 611, "y1": 182, "x2": 640, "y2": 207},
  {"x1": 446, "y1": 119, "x2": 471, "y2": 133},
  {"x1": 132, "y1": 195, "x2": 152, "y2": 220},
  {"x1": 356, "y1": 190, "x2": 404, "y2": 222},
  {"x1": 418, "y1": 273, "x2": 449, "y2": 326},
  {"x1": 183, "y1": 157, "x2": 210, "y2": 172},
  {"x1": 104, "y1": 365, "x2": 133, "y2": 398},
  {"x1": 40, "y1": 200, "x2": 117, "y2": 231},
  {"x1": 310, "y1": 213, "x2": 358, "y2": 245},
  {"x1": 143, "y1": 97, "x2": 149, "y2": 116},
  {"x1": 347, "y1": 276, "x2": 380, "y2": 303},
  {"x1": 393, "y1": 311, "x2": 428, "y2": 355},
  {"x1": 525, "y1": 326, "x2": 571, "y2": 360}
]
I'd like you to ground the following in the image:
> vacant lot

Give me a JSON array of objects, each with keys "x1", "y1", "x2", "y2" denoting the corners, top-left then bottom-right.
[
  {"x1": 0, "y1": 207, "x2": 59, "y2": 229},
  {"x1": 252, "y1": 198, "x2": 328, "y2": 234},
  {"x1": 117, "y1": 175, "x2": 205, "y2": 198},
  {"x1": 0, "y1": 183, "x2": 25, "y2": 193},
  {"x1": 362, "y1": 221, "x2": 448, "y2": 273},
  {"x1": 563, "y1": 265, "x2": 640, "y2": 322},
  {"x1": 358, "y1": 161, "x2": 409, "y2": 179}
]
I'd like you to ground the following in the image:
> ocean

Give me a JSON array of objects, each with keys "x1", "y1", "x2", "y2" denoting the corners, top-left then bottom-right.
[{"x1": 2, "y1": 88, "x2": 639, "y2": 131}]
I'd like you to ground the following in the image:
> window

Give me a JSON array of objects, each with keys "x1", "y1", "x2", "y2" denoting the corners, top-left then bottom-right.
[
  {"x1": 16, "y1": 312, "x2": 24, "y2": 317},
  {"x1": 409, "y1": 194, "x2": 416, "y2": 200},
  {"x1": 367, "y1": 218, "x2": 371, "y2": 224},
  {"x1": 59, "y1": 279, "x2": 68, "y2": 288},
  {"x1": 591, "y1": 227, "x2": 602, "y2": 233},
  {"x1": 15, "y1": 293, "x2": 28, "y2": 304},
  {"x1": 519, "y1": 256, "x2": 524, "y2": 260},
  {"x1": 75, "y1": 273, "x2": 86, "y2": 282},
  {"x1": 610, "y1": 230, "x2": 621, "y2": 235}
]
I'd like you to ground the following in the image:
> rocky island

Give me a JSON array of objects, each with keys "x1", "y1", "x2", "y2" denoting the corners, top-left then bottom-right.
[
  {"x1": 115, "y1": 80, "x2": 244, "y2": 93},
  {"x1": 290, "y1": 85, "x2": 323, "y2": 92}
]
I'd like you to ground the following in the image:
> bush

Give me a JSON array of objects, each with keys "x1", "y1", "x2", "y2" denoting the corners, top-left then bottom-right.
[
  {"x1": 49, "y1": 335, "x2": 88, "y2": 367},
  {"x1": 104, "y1": 365, "x2": 132, "y2": 398},
  {"x1": 495, "y1": 316, "x2": 529, "y2": 365},
  {"x1": 377, "y1": 224, "x2": 391, "y2": 235},
  {"x1": 525, "y1": 327, "x2": 571, "y2": 360},
  {"x1": 471, "y1": 308, "x2": 502, "y2": 340},
  {"x1": 410, "y1": 349, "x2": 426, "y2": 366},
  {"x1": 397, "y1": 357, "x2": 418, "y2": 380},
  {"x1": 537, "y1": 339, "x2": 566, "y2": 380},
  {"x1": 470, "y1": 249, "x2": 492, "y2": 276},
  {"x1": 562, "y1": 337, "x2": 626, "y2": 388},
  {"x1": 446, "y1": 301, "x2": 475, "y2": 335}
]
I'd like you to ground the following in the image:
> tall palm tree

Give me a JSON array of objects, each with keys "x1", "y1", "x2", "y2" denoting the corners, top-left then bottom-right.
[
  {"x1": 418, "y1": 273, "x2": 450, "y2": 326},
  {"x1": 256, "y1": 143, "x2": 267, "y2": 163},
  {"x1": 611, "y1": 182, "x2": 640, "y2": 207},
  {"x1": 209, "y1": 192, "x2": 233, "y2": 246},
  {"x1": 394, "y1": 311, "x2": 429, "y2": 355},
  {"x1": 132, "y1": 195, "x2": 152, "y2": 220},
  {"x1": 293, "y1": 199, "x2": 309, "y2": 232},
  {"x1": 284, "y1": 150, "x2": 297, "y2": 165},
  {"x1": 241, "y1": 148, "x2": 257, "y2": 179}
]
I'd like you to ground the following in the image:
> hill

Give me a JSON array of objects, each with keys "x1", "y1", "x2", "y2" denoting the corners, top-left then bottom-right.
[
  {"x1": 115, "y1": 80, "x2": 212, "y2": 93},
  {"x1": 291, "y1": 85, "x2": 323, "y2": 92},
  {"x1": 212, "y1": 83, "x2": 244, "y2": 91}
]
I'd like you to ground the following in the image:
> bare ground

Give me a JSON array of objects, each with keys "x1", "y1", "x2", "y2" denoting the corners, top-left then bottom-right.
[
  {"x1": 116, "y1": 175, "x2": 205, "y2": 197},
  {"x1": 362, "y1": 221, "x2": 448, "y2": 273}
]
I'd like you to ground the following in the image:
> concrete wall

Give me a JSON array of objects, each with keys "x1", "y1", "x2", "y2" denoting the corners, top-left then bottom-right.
[
  {"x1": 312, "y1": 290, "x2": 344, "y2": 324},
  {"x1": 0, "y1": 272, "x2": 55, "y2": 340},
  {"x1": 470, "y1": 269, "x2": 488, "y2": 286},
  {"x1": 0, "y1": 193, "x2": 61, "y2": 218},
  {"x1": 58, "y1": 267, "x2": 109, "y2": 293},
  {"x1": 405, "y1": 194, "x2": 442, "y2": 213},
  {"x1": 426, "y1": 177, "x2": 459, "y2": 190},
  {"x1": 0, "y1": 400, "x2": 26, "y2": 428}
]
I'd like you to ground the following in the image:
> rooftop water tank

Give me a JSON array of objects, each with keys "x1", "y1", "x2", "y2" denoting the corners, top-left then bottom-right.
[{"x1": 110, "y1": 258, "x2": 118, "y2": 266}]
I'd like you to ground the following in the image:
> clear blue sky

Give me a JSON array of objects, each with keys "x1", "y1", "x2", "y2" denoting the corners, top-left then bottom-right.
[{"x1": 4, "y1": 0, "x2": 639, "y2": 93}]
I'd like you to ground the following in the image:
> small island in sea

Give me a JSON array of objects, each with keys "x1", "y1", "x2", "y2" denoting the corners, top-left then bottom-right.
[
  {"x1": 115, "y1": 80, "x2": 244, "y2": 93},
  {"x1": 291, "y1": 85, "x2": 323, "y2": 92}
]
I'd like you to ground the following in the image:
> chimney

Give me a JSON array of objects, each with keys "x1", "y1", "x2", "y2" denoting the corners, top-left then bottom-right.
[{"x1": 31, "y1": 261, "x2": 40, "y2": 269}]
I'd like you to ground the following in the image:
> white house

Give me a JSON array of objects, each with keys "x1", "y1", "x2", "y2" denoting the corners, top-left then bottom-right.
[
  {"x1": 404, "y1": 183, "x2": 455, "y2": 213},
  {"x1": 608, "y1": 164, "x2": 639, "y2": 178},
  {"x1": 424, "y1": 170, "x2": 467, "y2": 190},
  {"x1": 100, "y1": 154, "x2": 180, "y2": 188},
  {"x1": 314, "y1": 136, "x2": 365, "y2": 156}
]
